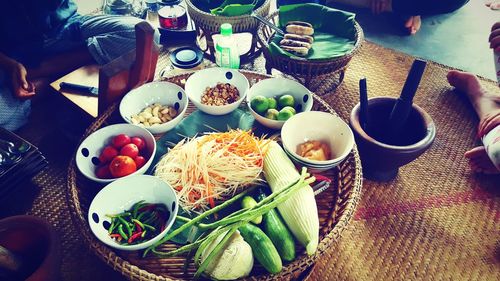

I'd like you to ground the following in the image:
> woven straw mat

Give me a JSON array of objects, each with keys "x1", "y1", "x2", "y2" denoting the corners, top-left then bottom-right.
[{"x1": 2, "y1": 41, "x2": 499, "y2": 281}]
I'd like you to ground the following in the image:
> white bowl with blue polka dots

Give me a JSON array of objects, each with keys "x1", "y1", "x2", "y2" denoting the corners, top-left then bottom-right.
[
  {"x1": 246, "y1": 78, "x2": 314, "y2": 130},
  {"x1": 184, "y1": 68, "x2": 249, "y2": 115},
  {"x1": 75, "y1": 123, "x2": 156, "y2": 184},
  {"x1": 119, "y1": 81, "x2": 188, "y2": 135},
  {"x1": 88, "y1": 175, "x2": 179, "y2": 251}
]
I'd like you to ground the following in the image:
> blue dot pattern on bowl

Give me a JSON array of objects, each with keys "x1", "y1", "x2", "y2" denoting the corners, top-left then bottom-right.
[
  {"x1": 303, "y1": 94, "x2": 309, "y2": 103},
  {"x1": 296, "y1": 104, "x2": 302, "y2": 112},
  {"x1": 91, "y1": 157, "x2": 101, "y2": 166},
  {"x1": 177, "y1": 91, "x2": 183, "y2": 100},
  {"x1": 225, "y1": 72, "x2": 233, "y2": 80},
  {"x1": 81, "y1": 148, "x2": 89, "y2": 157},
  {"x1": 174, "y1": 102, "x2": 180, "y2": 110},
  {"x1": 171, "y1": 201, "x2": 176, "y2": 212},
  {"x1": 103, "y1": 220, "x2": 111, "y2": 230},
  {"x1": 92, "y1": 213, "x2": 99, "y2": 223}
]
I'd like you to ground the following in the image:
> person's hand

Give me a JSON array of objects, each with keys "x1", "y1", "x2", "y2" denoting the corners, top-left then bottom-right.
[
  {"x1": 490, "y1": 22, "x2": 500, "y2": 53},
  {"x1": 371, "y1": 0, "x2": 390, "y2": 14},
  {"x1": 6, "y1": 60, "x2": 35, "y2": 100}
]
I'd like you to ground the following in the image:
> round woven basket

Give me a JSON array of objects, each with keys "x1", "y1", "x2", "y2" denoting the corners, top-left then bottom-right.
[
  {"x1": 185, "y1": 0, "x2": 271, "y2": 33},
  {"x1": 257, "y1": 11, "x2": 364, "y2": 89},
  {"x1": 185, "y1": 0, "x2": 271, "y2": 62},
  {"x1": 66, "y1": 70, "x2": 363, "y2": 281}
]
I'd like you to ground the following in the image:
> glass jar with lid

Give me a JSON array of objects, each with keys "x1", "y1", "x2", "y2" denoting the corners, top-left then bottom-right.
[{"x1": 157, "y1": 0, "x2": 188, "y2": 30}]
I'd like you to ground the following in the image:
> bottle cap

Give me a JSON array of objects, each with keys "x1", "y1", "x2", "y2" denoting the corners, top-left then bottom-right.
[
  {"x1": 169, "y1": 46, "x2": 203, "y2": 69},
  {"x1": 220, "y1": 23, "x2": 232, "y2": 36}
]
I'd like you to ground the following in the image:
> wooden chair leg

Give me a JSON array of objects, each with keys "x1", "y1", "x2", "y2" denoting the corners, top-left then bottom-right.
[{"x1": 98, "y1": 21, "x2": 160, "y2": 116}]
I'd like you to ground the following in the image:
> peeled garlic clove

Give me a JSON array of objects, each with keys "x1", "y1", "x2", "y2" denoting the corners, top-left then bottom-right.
[
  {"x1": 140, "y1": 112, "x2": 153, "y2": 119},
  {"x1": 149, "y1": 116, "x2": 162, "y2": 124},
  {"x1": 152, "y1": 106, "x2": 160, "y2": 117}
]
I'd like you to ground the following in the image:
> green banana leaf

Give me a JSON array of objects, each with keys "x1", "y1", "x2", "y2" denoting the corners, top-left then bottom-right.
[
  {"x1": 193, "y1": 0, "x2": 264, "y2": 15},
  {"x1": 210, "y1": 0, "x2": 256, "y2": 16},
  {"x1": 269, "y1": 3, "x2": 357, "y2": 61}
]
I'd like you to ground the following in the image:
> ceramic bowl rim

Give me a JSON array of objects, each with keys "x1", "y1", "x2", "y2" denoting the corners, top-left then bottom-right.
[
  {"x1": 245, "y1": 77, "x2": 314, "y2": 126},
  {"x1": 184, "y1": 68, "x2": 249, "y2": 111},
  {"x1": 87, "y1": 175, "x2": 179, "y2": 251},
  {"x1": 118, "y1": 81, "x2": 189, "y2": 132},
  {"x1": 75, "y1": 124, "x2": 157, "y2": 183},
  {"x1": 281, "y1": 111, "x2": 355, "y2": 166}
]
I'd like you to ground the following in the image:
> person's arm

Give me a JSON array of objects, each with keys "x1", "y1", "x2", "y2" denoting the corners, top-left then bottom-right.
[{"x1": 0, "y1": 52, "x2": 35, "y2": 100}]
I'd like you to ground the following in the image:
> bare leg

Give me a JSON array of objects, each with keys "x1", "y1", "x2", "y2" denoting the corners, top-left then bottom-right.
[
  {"x1": 447, "y1": 70, "x2": 500, "y2": 174},
  {"x1": 27, "y1": 47, "x2": 95, "y2": 80},
  {"x1": 328, "y1": 0, "x2": 421, "y2": 34}
]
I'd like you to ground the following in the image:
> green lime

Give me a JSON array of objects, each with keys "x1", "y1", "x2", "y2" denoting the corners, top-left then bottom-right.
[
  {"x1": 278, "y1": 94, "x2": 295, "y2": 109},
  {"x1": 267, "y1": 97, "x2": 277, "y2": 109},
  {"x1": 265, "y1": 108, "x2": 279, "y2": 120},
  {"x1": 281, "y1": 106, "x2": 296, "y2": 115},
  {"x1": 250, "y1": 95, "x2": 269, "y2": 114},
  {"x1": 278, "y1": 108, "x2": 294, "y2": 121}
]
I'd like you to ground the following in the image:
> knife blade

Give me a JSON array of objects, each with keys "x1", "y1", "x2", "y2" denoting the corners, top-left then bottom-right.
[{"x1": 59, "y1": 82, "x2": 98, "y2": 97}]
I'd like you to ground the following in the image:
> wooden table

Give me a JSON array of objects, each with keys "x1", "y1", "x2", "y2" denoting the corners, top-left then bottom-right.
[{"x1": 50, "y1": 65, "x2": 100, "y2": 118}]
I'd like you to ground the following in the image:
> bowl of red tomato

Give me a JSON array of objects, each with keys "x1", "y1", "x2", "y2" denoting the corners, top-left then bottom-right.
[{"x1": 75, "y1": 124, "x2": 156, "y2": 183}]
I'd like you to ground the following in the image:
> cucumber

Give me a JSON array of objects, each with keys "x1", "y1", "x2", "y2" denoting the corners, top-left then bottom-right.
[
  {"x1": 241, "y1": 196, "x2": 262, "y2": 224},
  {"x1": 256, "y1": 189, "x2": 296, "y2": 262},
  {"x1": 239, "y1": 223, "x2": 282, "y2": 274}
]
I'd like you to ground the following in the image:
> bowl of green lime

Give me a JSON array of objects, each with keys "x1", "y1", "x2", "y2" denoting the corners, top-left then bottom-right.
[{"x1": 247, "y1": 78, "x2": 313, "y2": 129}]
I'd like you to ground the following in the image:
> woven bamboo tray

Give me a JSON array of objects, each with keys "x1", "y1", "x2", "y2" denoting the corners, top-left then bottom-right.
[
  {"x1": 185, "y1": 0, "x2": 271, "y2": 63},
  {"x1": 257, "y1": 11, "x2": 364, "y2": 90},
  {"x1": 67, "y1": 70, "x2": 363, "y2": 281}
]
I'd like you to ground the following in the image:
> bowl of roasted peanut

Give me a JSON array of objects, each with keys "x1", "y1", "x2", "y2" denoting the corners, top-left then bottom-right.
[
  {"x1": 119, "y1": 81, "x2": 188, "y2": 135},
  {"x1": 184, "y1": 68, "x2": 249, "y2": 115}
]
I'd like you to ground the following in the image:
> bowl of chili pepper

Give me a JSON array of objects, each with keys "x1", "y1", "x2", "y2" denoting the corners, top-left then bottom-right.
[{"x1": 87, "y1": 175, "x2": 179, "y2": 251}]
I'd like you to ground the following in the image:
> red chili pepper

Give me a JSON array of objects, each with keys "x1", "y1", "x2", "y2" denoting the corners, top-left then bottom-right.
[
  {"x1": 135, "y1": 222, "x2": 142, "y2": 232},
  {"x1": 110, "y1": 234, "x2": 122, "y2": 238},
  {"x1": 128, "y1": 231, "x2": 143, "y2": 244},
  {"x1": 313, "y1": 174, "x2": 332, "y2": 183}
]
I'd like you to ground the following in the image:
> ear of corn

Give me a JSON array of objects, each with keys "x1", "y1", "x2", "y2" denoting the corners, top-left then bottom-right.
[{"x1": 263, "y1": 141, "x2": 319, "y2": 255}]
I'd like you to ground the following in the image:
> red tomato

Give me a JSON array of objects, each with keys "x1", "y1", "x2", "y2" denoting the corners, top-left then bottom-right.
[
  {"x1": 131, "y1": 136, "x2": 146, "y2": 151},
  {"x1": 95, "y1": 165, "x2": 112, "y2": 179},
  {"x1": 112, "y1": 134, "x2": 131, "y2": 149},
  {"x1": 120, "y1": 143, "x2": 139, "y2": 158},
  {"x1": 134, "y1": 155, "x2": 146, "y2": 169},
  {"x1": 109, "y1": 156, "x2": 137, "y2": 178},
  {"x1": 99, "y1": 146, "x2": 118, "y2": 164}
]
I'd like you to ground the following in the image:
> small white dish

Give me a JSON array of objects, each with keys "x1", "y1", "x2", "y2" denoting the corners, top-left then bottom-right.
[
  {"x1": 184, "y1": 68, "x2": 249, "y2": 115},
  {"x1": 246, "y1": 78, "x2": 313, "y2": 129},
  {"x1": 119, "y1": 81, "x2": 188, "y2": 135},
  {"x1": 75, "y1": 124, "x2": 156, "y2": 184},
  {"x1": 88, "y1": 175, "x2": 179, "y2": 251},
  {"x1": 281, "y1": 111, "x2": 355, "y2": 170}
]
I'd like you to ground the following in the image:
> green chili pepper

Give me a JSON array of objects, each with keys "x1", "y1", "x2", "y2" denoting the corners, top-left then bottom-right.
[
  {"x1": 132, "y1": 200, "x2": 146, "y2": 218},
  {"x1": 117, "y1": 224, "x2": 128, "y2": 240},
  {"x1": 132, "y1": 219, "x2": 144, "y2": 230},
  {"x1": 141, "y1": 231, "x2": 147, "y2": 238},
  {"x1": 117, "y1": 216, "x2": 133, "y2": 237},
  {"x1": 137, "y1": 210, "x2": 152, "y2": 221},
  {"x1": 108, "y1": 220, "x2": 117, "y2": 234},
  {"x1": 143, "y1": 223, "x2": 156, "y2": 232}
]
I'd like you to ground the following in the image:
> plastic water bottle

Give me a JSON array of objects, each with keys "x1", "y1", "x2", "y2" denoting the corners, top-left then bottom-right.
[{"x1": 215, "y1": 23, "x2": 240, "y2": 69}]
